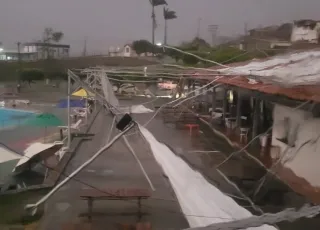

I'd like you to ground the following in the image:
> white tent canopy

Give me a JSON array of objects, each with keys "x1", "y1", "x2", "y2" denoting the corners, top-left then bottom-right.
[
  {"x1": 13, "y1": 142, "x2": 62, "y2": 173},
  {"x1": 140, "y1": 126, "x2": 275, "y2": 230}
]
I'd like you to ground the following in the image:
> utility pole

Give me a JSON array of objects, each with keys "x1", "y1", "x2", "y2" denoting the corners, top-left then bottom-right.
[
  {"x1": 243, "y1": 22, "x2": 248, "y2": 51},
  {"x1": 196, "y1": 18, "x2": 202, "y2": 38},
  {"x1": 152, "y1": 5, "x2": 156, "y2": 55},
  {"x1": 82, "y1": 37, "x2": 87, "y2": 57},
  {"x1": 164, "y1": 18, "x2": 167, "y2": 45},
  {"x1": 17, "y1": 42, "x2": 22, "y2": 82},
  {"x1": 208, "y1": 25, "x2": 218, "y2": 47}
]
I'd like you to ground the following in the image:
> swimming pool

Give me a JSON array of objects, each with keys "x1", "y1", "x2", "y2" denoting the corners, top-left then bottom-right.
[{"x1": 0, "y1": 108, "x2": 35, "y2": 129}]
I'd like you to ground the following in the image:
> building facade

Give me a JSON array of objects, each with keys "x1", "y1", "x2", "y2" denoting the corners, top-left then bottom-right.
[
  {"x1": 23, "y1": 42, "x2": 70, "y2": 60},
  {"x1": 291, "y1": 20, "x2": 320, "y2": 44},
  {"x1": 108, "y1": 44, "x2": 151, "y2": 57}
]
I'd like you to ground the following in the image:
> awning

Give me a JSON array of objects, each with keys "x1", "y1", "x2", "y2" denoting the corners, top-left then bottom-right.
[{"x1": 13, "y1": 142, "x2": 63, "y2": 174}]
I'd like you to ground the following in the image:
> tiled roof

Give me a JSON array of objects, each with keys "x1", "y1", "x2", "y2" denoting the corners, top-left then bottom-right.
[{"x1": 189, "y1": 51, "x2": 320, "y2": 102}]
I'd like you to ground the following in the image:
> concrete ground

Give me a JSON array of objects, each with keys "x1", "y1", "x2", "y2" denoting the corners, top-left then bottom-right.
[
  {"x1": 133, "y1": 98, "x2": 320, "y2": 230},
  {"x1": 38, "y1": 108, "x2": 188, "y2": 230},
  {"x1": 4, "y1": 91, "x2": 320, "y2": 229}
]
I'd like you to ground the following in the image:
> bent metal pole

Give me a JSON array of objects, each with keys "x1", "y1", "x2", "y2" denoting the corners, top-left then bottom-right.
[{"x1": 25, "y1": 123, "x2": 134, "y2": 216}]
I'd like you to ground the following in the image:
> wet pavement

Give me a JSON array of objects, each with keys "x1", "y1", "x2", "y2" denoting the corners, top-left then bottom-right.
[
  {"x1": 19, "y1": 95, "x2": 320, "y2": 229},
  {"x1": 133, "y1": 98, "x2": 320, "y2": 230},
  {"x1": 38, "y1": 107, "x2": 188, "y2": 230}
]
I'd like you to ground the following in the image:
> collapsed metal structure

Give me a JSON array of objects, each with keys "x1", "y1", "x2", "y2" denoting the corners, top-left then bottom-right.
[{"x1": 24, "y1": 65, "x2": 320, "y2": 229}]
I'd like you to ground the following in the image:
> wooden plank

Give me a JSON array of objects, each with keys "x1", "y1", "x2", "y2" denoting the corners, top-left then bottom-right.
[{"x1": 80, "y1": 188, "x2": 151, "y2": 199}]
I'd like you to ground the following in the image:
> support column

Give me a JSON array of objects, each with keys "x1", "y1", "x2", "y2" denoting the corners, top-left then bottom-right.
[
  {"x1": 188, "y1": 79, "x2": 192, "y2": 93},
  {"x1": 236, "y1": 91, "x2": 242, "y2": 128},
  {"x1": 211, "y1": 87, "x2": 216, "y2": 114},
  {"x1": 222, "y1": 87, "x2": 228, "y2": 120},
  {"x1": 192, "y1": 80, "x2": 196, "y2": 96},
  {"x1": 252, "y1": 98, "x2": 260, "y2": 139}
]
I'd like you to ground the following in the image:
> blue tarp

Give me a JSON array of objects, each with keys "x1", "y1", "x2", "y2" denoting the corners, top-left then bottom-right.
[{"x1": 56, "y1": 99, "x2": 85, "y2": 108}]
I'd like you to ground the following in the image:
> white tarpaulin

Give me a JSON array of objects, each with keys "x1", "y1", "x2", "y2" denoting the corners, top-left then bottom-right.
[
  {"x1": 100, "y1": 72, "x2": 119, "y2": 107},
  {"x1": 219, "y1": 51, "x2": 320, "y2": 86},
  {"x1": 139, "y1": 126, "x2": 276, "y2": 230}
]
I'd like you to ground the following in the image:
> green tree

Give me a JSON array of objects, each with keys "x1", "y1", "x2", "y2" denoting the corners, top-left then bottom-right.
[
  {"x1": 40, "y1": 27, "x2": 65, "y2": 86},
  {"x1": 132, "y1": 40, "x2": 163, "y2": 55},
  {"x1": 41, "y1": 27, "x2": 64, "y2": 59},
  {"x1": 20, "y1": 69, "x2": 45, "y2": 86},
  {"x1": 182, "y1": 53, "x2": 199, "y2": 65},
  {"x1": 132, "y1": 40, "x2": 153, "y2": 55}
]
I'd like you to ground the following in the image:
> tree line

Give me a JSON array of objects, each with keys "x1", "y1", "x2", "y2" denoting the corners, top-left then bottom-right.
[{"x1": 132, "y1": 37, "x2": 277, "y2": 67}]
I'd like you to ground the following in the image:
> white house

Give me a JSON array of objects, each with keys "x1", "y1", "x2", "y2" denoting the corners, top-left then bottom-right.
[
  {"x1": 122, "y1": 44, "x2": 137, "y2": 57},
  {"x1": 108, "y1": 44, "x2": 152, "y2": 57},
  {"x1": 291, "y1": 20, "x2": 320, "y2": 44}
]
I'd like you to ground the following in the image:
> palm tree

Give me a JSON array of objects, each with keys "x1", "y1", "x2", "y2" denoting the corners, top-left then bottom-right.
[
  {"x1": 163, "y1": 7, "x2": 177, "y2": 45},
  {"x1": 149, "y1": 0, "x2": 167, "y2": 49}
]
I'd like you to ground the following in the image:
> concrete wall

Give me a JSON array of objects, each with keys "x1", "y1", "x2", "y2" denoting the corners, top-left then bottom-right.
[
  {"x1": 271, "y1": 104, "x2": 320, "y2": 187},
  {"x1": 291, "y1": 23, "x2": 320, "y2": 43}
]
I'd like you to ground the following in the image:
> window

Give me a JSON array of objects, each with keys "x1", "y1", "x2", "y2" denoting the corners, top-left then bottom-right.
[{"x1": 125, "y1": 47, "x2": 130, "y2": 53}]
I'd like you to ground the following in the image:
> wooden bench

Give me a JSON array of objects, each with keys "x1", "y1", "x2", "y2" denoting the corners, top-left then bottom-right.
[
  {"x1": 118, "y1": 222, "x2": 152, "y2": 230},
  {"x1": 80, "y1": 188, "x2": 151, "y2": 222}
]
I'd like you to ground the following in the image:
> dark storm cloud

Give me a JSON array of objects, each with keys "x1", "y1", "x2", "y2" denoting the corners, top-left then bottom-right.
[{"x1": 1, "y1": 0, "x2": 320, "y2": 55}]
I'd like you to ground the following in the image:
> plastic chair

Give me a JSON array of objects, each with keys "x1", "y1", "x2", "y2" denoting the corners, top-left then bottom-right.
[
  {"x1": 240, "y1": 127, "x2": 249, "y2": 144},
  {"x1": 184, "y1": 124, "x2": 199, "y2": 136}
]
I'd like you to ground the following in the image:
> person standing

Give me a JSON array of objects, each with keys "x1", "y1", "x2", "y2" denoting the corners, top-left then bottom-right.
[{"x1": 17, "y1": 83, "x2": 21, "y2": 93}]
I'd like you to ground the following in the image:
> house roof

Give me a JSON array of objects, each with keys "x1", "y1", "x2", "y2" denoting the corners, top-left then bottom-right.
[
  {"x1": 294, "y1": 20, "x2": 320, "y2": 28},
  {"x1": 24, "y1": 42, "x2": 70, "y2": 48},
  {"x1": 189, "y1": 50, "x2": 320, "y2": 102}
]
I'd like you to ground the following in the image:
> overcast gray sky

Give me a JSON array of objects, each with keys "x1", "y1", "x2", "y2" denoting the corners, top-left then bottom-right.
[{"x1": 1, "y1": 0, "x2": 320, "y2": 55}]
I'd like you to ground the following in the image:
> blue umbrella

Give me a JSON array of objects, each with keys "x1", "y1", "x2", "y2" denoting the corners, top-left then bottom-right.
[{"x1": 56, "y1": 99, "x2": 85, "y2": 108}]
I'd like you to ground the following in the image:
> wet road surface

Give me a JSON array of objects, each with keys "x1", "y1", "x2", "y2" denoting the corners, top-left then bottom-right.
[{"x1": 38, "y1": 107, "x2": 188, "y2": 230}]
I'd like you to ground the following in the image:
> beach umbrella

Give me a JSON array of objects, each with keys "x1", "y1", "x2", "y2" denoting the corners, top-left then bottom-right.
[
  {"x1": 71, "y1": 88, "x2": 94, "y2": 124},
  {"x1": 56, "y1": 99, "x2": 85, "y2": 108},
  {"x1": 24, "y1": 113, "x2": 64, "y2": 142},
  {"x1": 72, "y1": 88, "x2": 94, "y2": 98}
]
